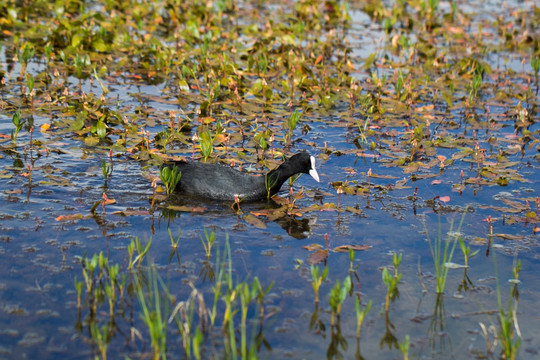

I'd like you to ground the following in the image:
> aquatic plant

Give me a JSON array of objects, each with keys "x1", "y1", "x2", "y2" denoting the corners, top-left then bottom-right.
[
  {"x1": 459, "y1": 237, "x2": 479, "y2": 269},
  {"x1": 426, "y1": 210, "x2": 467, "y2": 294},
  {"x1": 90, "y1": 322, "x2": 110, "y2": 360},
  {"x1": 198, "y1": 130, "x2": 213, "y2": 162},
  {"x1": 329, "y1": 275, "x2": 352, "y2": 326},
  {"x1": 159, "y1": 165, "x2": 181, "y2": 197},
  {"x1": 382, "y1": 253, "x2": 402, "y2": 312},
  {"x1": 136, "y1": 266, "x2": 169, "y2": 360},
  {"x1": 399, "y1": 334, "x2": 410, "y2": 360},
  {"x1": 530, "y1": 56, "x2": 539, "y2": 88},
  {"x1": 168, "y1": 228, "x2": 181, "y2": 251},
  {"x1": 284, "y1": 109, "x2": 300, "y2": 147},
  {"x1": 11, "y1": 111, "x2": 23, "y2": 144},
  {"x1": 495, "y1": 255, "x2": 522, "y2": 359},
  {"x1": 131, "y1": 237, "x2": 152, "y2": 270},
  {"x1": 310, "y1": 265, "x2": 328, "y2": 304},
  {"x1": 355, "y1": 297, "x2": 372, "y2": 339},
  {"x1": 200, "y1": 228, "x2": 216, "y2": 259},
  {"x1": 18, "y1": 42, "x2": 34, "y2": 79}
]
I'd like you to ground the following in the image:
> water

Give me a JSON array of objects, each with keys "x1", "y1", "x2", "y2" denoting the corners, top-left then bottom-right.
[{"x1": 0, "y1": 0, "x2": 539, "y2": 359}]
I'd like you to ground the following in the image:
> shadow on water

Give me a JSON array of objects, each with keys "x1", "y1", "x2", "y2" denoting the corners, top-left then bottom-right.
[{"x1": 159, "y1": 192, "x2": 315, "y2": 240}]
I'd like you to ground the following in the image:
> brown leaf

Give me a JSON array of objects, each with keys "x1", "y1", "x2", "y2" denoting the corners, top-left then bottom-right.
[
  {"x1": 55, "y1": 214, "x2": 84, "y2": 221},
  {"x1": 271, "y1": 195, "x2": 289, "y2": 205},
  {"x1": 333, "y1": 245, "x2": 372, "y2": 252},
  {"x1": 243, "y1": 214, "x2": 266, "y2": 229},
  {"x1": 303, "y1": 243, "x2": 323, "y2": 251},
  {"x1": 250, "y1": 209, "x2": 276, "y2": 217},
  {"x1": 112, "y1": 210, "x2": 151, "y2": 216},
  {"x1": 500, "y1": 198, "x2": 525, "y2": 210},
  {"x1": 308, "y1": 249, "x2": 328, "y2": 265},
  {"x1": 495, "y1": 233, "x2": 525, "y2": 241},
  {"x1": 319, "y1": 203, "x2": 337, "y2": 212},
  {"x1": 345, "y1": 206, "x2": 363, "y2": 215},
  {"x1": 168, "y1": 205, "x2": 206, "y2": 212}
]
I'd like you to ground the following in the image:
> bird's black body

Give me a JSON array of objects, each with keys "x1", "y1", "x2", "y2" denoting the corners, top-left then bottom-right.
[{"x1": 164, "y1": 152, "x2": 319, "y2": 201}]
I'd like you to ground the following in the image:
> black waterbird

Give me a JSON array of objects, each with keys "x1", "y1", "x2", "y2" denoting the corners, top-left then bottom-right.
[{"x1": 164, "y1": 152, "x2": 320, "y2": 201}]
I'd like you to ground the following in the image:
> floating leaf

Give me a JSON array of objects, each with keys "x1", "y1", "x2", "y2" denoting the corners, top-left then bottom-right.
[
  {"x1": 55, "y1": 214, "x2": 84, "y2": 221},
  {"x1": 444, "y1": 262, "x2": 466, "y2": 269},
  {"x1": 84, "y1": 136, "x2": 100, "y2": 146},
  {"x1": 167, "y1": 205, "x2": 206, "y2": 212},
  {"x1": 303, "y1": 243, "x2": 323, "y2": 251},
  {"x1": 308, "y1": 249, "x2": 328, "y2": 265},
  {"x1": 112, "y1": 210, "x2": 151, "y2": 216},
  {"x1": 243, "y1": 214, "x2": 266, "y2": 229},
  {"x1": 500, "y1": 198, "x2": 525, "y2": 210},
  {"x1": 319, "y1": 203, "x2": 337, "y2": 212},
  {"x1": 333, "y1": 245, "x2": 371, "y2": 252},
  {"x1": 495, "y1": 233, "x2": 525, "y2": 241},
  {"x1": 4, "y1": 189, "x2": 23, "y2": 194},
  {"x1": 345, "y1": 206, "x2": 363, "y2": 215}
]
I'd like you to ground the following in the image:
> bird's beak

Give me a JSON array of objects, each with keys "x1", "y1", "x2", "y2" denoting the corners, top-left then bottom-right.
[{"x1": 309, "y1": 156, "x2": 320, "y2": 182}]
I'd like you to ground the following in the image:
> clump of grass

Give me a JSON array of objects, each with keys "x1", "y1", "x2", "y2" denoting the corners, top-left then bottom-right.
[
  {"x1": 495, "y1": 254, "x2": 522, "y2": 360},
  {"x1": 130, "y1": 237, "x2": 152, "y2": 270},
  {"x1": 169, "y1": 284, "x2": 207, "y2": 360},
  {"x1": 425, "y1": 209, "x2": 467, "y2": 294},
  {"x1": 90, "y1": 322, "x2": 111, "y2": 360},
  {"x1": 136, "y1": 266, "x2": 170, "y2": 360}
]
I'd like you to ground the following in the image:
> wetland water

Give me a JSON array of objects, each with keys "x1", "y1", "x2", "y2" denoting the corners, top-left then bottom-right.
[{"x1": 0, "y1": 0, "x2": 538, "y2": 359}]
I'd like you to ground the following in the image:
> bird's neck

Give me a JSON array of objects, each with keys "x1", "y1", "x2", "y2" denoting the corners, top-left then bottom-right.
[{"x1": 265, "y1": 165, "x2": 293, "y2": 196}]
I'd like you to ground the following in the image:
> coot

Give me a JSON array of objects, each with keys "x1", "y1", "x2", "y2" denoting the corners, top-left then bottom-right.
[{"x1": 164, "y1": 152, "x2": 320, "y2": 201}]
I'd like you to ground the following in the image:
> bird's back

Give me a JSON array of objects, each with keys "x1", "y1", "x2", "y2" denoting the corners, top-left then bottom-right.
[{"x1": 171, "y1": 161, "x2": 268, "y2": 201}]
